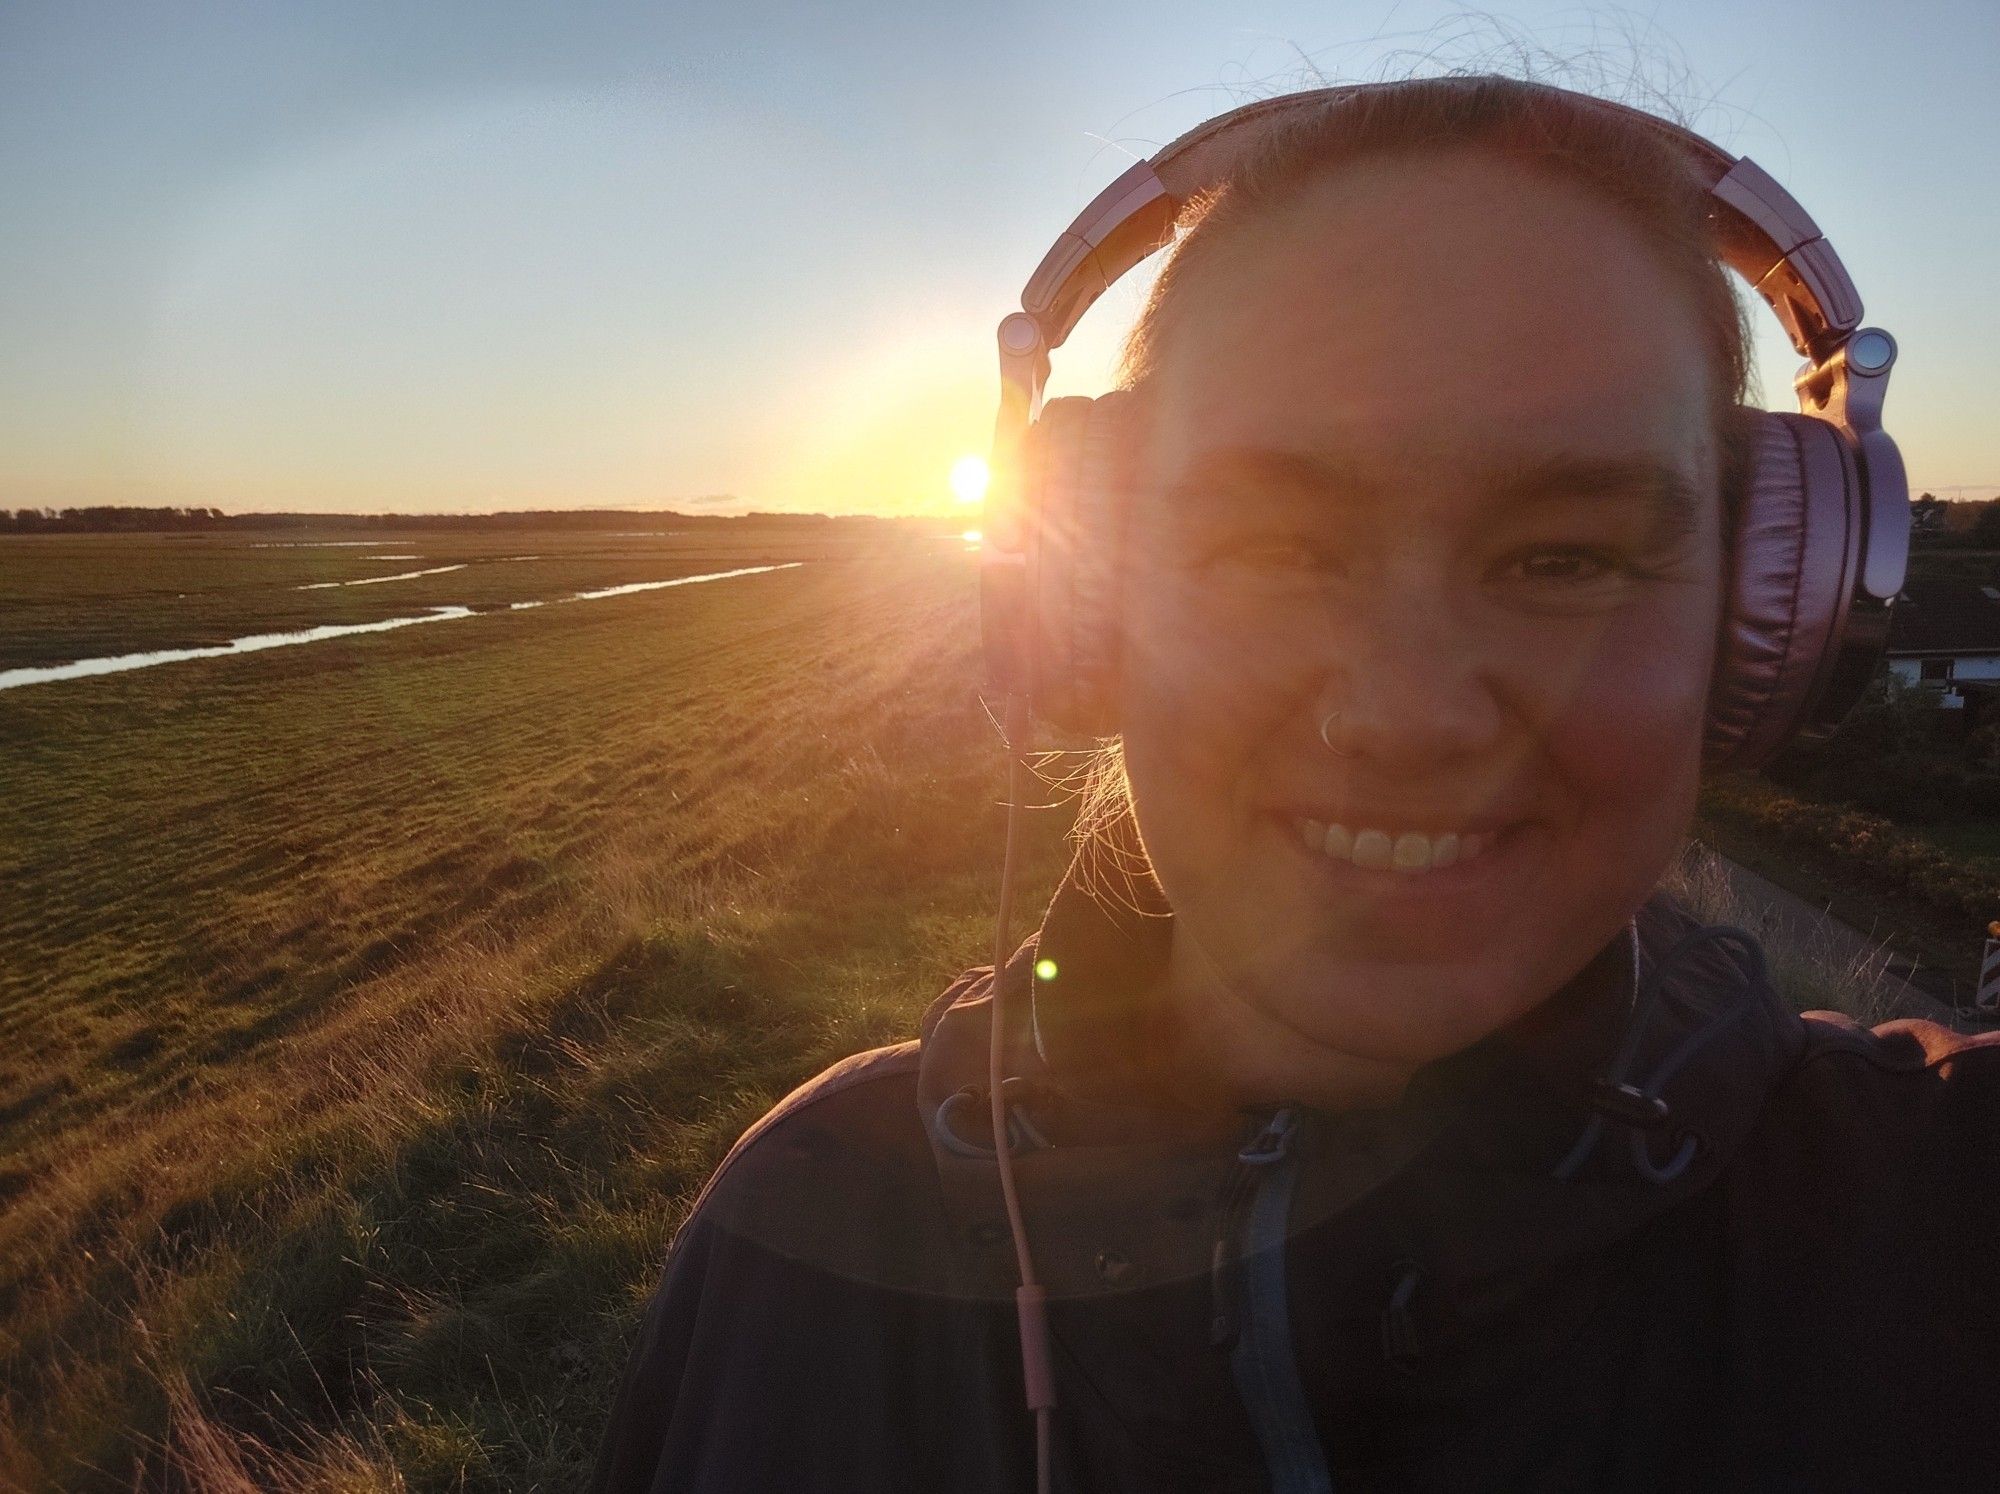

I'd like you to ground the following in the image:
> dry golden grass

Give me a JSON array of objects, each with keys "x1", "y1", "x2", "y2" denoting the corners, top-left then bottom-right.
[
  {"x1": 1659, "y1": 841, "x2": 1911, "y2": 1026},
  {"x1": 1, "y1": 532, "x2": 1075, "y2": 1489}
]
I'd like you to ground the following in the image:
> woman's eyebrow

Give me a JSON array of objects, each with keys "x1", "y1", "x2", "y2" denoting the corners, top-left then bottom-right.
[
  {"x1": 1163, "y1": 447, "x2": 1704, "y2": 543},
  {"x1": 1162, "y1": 446, "x2": 1369, "y2": 504},
  {"x1": 1488, "y1": 456, "x2": 1704, "y2": 544}
]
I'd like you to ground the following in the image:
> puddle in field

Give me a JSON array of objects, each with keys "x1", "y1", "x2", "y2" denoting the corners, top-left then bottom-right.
[
  {"x1": 248, "y1": 540, "x2": 394, "y2": 548},
  {"x1": 0, "y1": 563, "x2": 803, "y2": 693},
  {"x1": 0, "y1": 608, "x2": 475, "y2": 689},
  {"x1": 571, "y1": 565, "x2": 789, "y2": 600},
  {"x1": 295, "y1": 564, "x2": 467, "y2": 591}
]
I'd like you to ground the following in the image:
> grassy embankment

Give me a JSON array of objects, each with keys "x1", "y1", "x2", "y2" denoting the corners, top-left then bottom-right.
[
  {"x1": 1660, "y1": 840, "x2": 1920, "y2": 1028},
  {"x1": 1696, "y1": 778, "x2": 1997, "y2": 999},
  {"x1": 0, "y1": 527, "x2": 1912, "y2": 1489},
  {"x1": 1, "y1": 533, "x2": 1075, "y2": 1488}
]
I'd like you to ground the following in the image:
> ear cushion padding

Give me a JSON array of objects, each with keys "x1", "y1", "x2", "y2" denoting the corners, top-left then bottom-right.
[
  {"x1": 1026, "y1": 392, "x2": 1134, "y2": 734},
  {"x1": 1704, "y1": 409, "x2": 1861, "y2": 771}
]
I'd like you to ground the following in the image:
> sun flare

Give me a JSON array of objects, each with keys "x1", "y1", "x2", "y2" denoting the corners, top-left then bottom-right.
[{"x1": 949, "y1": 454, "x2": 990, "y2": 505}]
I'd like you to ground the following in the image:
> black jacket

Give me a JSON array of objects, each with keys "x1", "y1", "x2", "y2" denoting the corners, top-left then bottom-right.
[{"x1": 591, "y1": 859, "x2": 2000, "y2": 1492}]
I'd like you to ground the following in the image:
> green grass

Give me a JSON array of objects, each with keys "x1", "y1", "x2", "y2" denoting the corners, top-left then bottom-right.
[
  {"x1": 1695, "y1": 774, "x2": 1999, "y2": 1000},
  {"x1": 0, "y1": 526, "x2": 911, "y2": 671},
  {"x1": 1913, "y1": 818, "x2": 2000, "y2": 866},
  {"x1": 0, "y1": 529, "x2": 1072, "y2": 1489}
]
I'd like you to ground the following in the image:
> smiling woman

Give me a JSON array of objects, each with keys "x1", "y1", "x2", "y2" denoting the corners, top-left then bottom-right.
[
  {"x1": 1114, "y1": 139, "x2": 1733, "y2": 1095},
  {"x1": 593, "y1": 75, "x2": 2000, "y2": 1494}
]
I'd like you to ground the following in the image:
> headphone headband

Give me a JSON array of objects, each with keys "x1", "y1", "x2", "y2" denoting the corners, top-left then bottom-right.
[{"x1": 1009, "y1": 83, "x2": 1859, "y2": 368}]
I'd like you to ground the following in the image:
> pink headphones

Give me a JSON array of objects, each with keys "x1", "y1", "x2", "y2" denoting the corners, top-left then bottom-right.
[{"x1": 979, "y1": 82, "x2": 1910, "y2": 772}]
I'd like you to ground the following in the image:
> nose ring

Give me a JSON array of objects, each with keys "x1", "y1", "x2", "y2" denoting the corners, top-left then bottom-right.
[{"x1": 1318, "y1": 708, "x2": 1356, "y2": 758}]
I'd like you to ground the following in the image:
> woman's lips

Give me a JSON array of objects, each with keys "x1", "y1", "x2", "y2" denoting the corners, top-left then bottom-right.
[
  {"x1": 1292, "y1": 814, "x2": 1533, "y2": 873},
  {"x1": 1296, "y1": 817, "x2": 1488, "y2": 872},
  {"x1": 1277, "y1": 812, "x2": 1533, "y2": 885}
]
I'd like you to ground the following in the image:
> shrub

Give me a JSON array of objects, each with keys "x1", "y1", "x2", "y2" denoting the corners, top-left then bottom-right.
[{"x1": 1700, "y1": 776, "x2": 2000, "y2": 926}]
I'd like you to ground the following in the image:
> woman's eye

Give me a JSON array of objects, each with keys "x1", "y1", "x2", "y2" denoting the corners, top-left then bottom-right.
[{"x1": 1505, "y1": 546, "x2": 1620, "y2": 584}]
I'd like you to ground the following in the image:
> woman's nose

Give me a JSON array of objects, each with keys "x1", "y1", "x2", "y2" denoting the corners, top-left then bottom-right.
[{"x1": 1309, "y1": 581, "x2": 1508, "y2": 768}]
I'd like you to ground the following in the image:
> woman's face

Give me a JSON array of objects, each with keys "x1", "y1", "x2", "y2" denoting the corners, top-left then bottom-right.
[{"x1": 1116, "y1": 146, "x2": 1725, "y2": 1072}]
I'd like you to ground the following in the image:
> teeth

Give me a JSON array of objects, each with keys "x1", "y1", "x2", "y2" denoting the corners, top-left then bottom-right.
[
  {"x1": 1300, "y1": 820, "x2": 1499, "y2": 874},
  {"x1": 1351, "y1": 829, "x2": 1393, "y2": 870}
]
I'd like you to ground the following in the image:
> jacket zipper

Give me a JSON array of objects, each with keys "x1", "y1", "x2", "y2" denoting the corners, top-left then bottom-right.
[{"x1": 1211, "y1": 1108, "x2": 1334, "y2": 1494}]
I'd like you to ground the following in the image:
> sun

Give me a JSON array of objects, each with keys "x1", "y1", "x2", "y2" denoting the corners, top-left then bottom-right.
[{"x1": 949, "y1": 453, "x2": 990, "y2": 505}]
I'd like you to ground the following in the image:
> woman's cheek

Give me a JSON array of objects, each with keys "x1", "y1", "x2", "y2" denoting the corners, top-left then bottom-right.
[
  {"x1": 1121, "y1": 586, "x2": 1305, "y2": 781},
  {"x1": 1547, "y1": 611, "x2": 1713, "y2": 819},
  {"x1": 1118, "y1": 607, "x2": 1301, "y2": 921}
]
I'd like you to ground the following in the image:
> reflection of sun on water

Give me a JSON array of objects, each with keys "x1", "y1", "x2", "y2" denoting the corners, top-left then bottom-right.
[
  {"x1": 961, "y1": 528, "x2": 982, "y2": 544},
  {"x1": 950, "y1": 454, "x2": 990, "y2": 505}
]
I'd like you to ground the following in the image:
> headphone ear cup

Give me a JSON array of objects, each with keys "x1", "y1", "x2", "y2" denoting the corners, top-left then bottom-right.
[
  {"x1": 1705, "y1": 407, "x2": 1865, "y2": 771},
  {"x1": 1022, "y1": 392, "x2": 1134, "y2": 734}
]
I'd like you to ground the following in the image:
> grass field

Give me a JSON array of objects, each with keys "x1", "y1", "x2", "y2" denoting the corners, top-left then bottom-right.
[
  {"x1": 0, "y1": 527, "x2": 910, "y2": 673},
  {"x1": 0, "y1": 525, "x2": 1076, "y2": 1489},
  {"x1": 1, "y1": 525, "x2": 1912, "y2": 1490}
]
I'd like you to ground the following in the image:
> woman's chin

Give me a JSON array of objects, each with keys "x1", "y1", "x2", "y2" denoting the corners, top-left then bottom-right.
[{"x1": 1255, "y1": 938, "x2": 1536, "y2": 1070}]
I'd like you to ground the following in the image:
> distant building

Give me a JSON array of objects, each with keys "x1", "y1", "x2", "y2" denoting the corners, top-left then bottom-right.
[{"x1": 1885, "y1": 576, "x2": 2000, "y2": 705}]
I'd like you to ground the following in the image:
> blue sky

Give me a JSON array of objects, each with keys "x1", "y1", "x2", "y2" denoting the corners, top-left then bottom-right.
[{"x1": 1, "y1": 1, "x2": 1994, "y2": 514}]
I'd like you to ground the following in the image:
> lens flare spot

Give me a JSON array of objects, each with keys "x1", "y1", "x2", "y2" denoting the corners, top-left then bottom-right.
[
  {"x1": 961, "y1": 528, "x2": 982, "y2": 544},
  {"x1": 950, "y1": 454, "x2": 990, "y2": 505},
  {"x1": 1034, "y1": 958, "x2": 1058, "y2": 982}
]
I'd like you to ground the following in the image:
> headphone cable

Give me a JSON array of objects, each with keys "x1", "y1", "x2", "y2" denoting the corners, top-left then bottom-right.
[{"x1": 990, "y1": 690, "x2": 1055, "y2": 1494}]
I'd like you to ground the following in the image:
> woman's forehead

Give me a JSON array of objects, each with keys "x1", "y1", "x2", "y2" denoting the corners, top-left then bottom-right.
[{"x1": 1139, "y1": 146, "x2": 1718, "y2": 486}]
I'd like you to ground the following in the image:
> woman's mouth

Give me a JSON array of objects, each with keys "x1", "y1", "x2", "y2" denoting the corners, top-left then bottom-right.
[{"x1": 1287, "y1": 816, "x2": 1515, "y2": 875}]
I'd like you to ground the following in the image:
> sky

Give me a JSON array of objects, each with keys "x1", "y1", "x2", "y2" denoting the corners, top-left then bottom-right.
[{"x1": 1, "y1": 1, "x2": 1995, "y2": 517}]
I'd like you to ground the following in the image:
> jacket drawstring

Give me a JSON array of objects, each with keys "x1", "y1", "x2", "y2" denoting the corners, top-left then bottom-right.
[
  {"x1": 1553, "y1": 923, "x2": 1766, "y2": 1185},
  {"x1": 1209, "y1": 1108, "x2": 1297, "y2": 1348},
  {"x1": 932, "y1": 1079, "x2": 1053, "y2": 1159},
  {"x1": 1380, "y1": 1263, "x2": 1424, "y2": 1369}
]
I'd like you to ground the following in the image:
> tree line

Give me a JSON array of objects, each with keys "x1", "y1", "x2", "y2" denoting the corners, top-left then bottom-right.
[
  {"x1": 3, "y1": 506, "x2": 231, "y2": 532},
  {"x1": 1912, "y1": 494, "x2": 2000, "y2": 549},
  {"x1": 0, "y1": 505, "x2": 865, "y2": 534}
]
